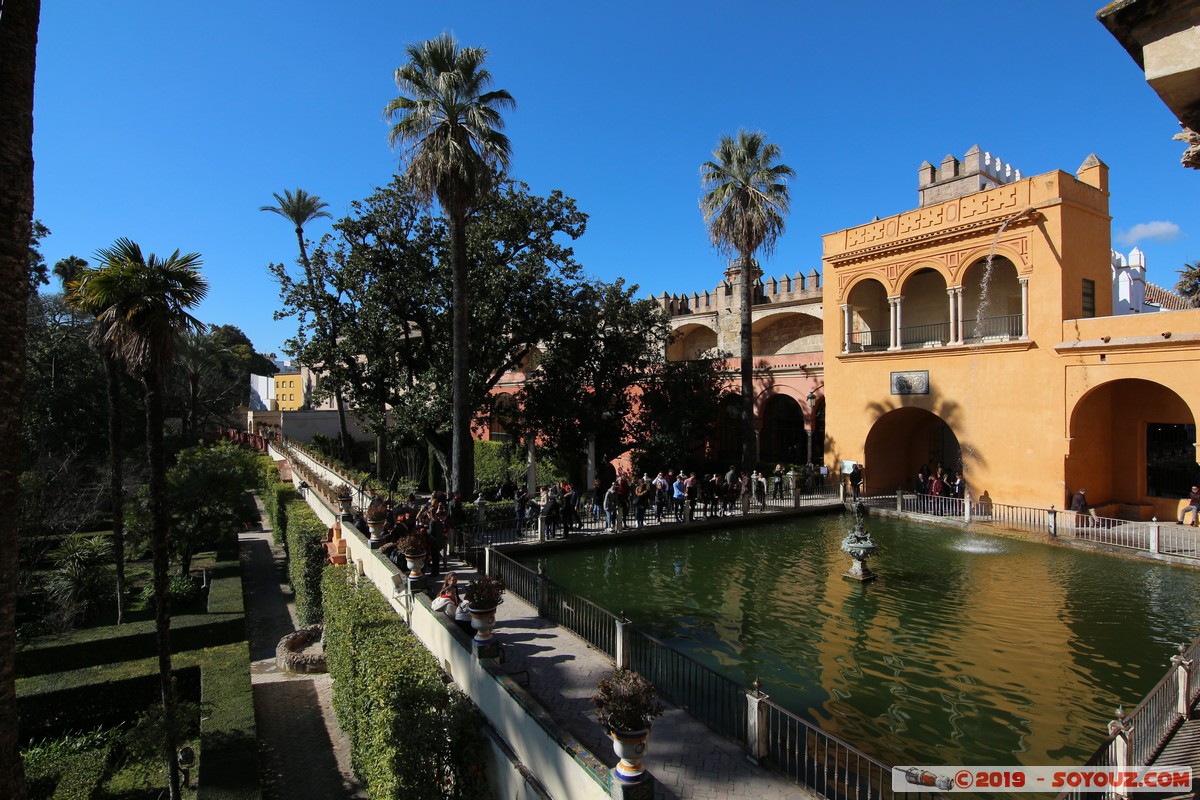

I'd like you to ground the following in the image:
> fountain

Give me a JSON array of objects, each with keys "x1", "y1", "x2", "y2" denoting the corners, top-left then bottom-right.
[
  {"x1": 840, "y1": 501, "x2": 878, "y2": 581},
  {"x1": 973, "y1": 205, "x2": 1038, "y2": 340}
]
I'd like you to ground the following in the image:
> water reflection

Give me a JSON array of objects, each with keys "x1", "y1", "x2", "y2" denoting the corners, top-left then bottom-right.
[{"x1": 529, "y1": 513, "x2": 1200, "y2": 767}]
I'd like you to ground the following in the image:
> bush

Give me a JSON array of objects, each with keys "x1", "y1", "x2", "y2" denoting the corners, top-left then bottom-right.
[
  {"x1": 139, "y1": 573, "x2": 203, "y2": 611},
  {"x1": 284, "y1": 499, "x2": 327, "y2": 626},
  {"x1": 259, "y1": 455, "x2": 296, "y2": 547},
  {"x1": 23, "y1": 728, "x2": 117, "y2": 800},
  {"x1": 322, "y1": 566, "x2": 490, "y2": 799}
]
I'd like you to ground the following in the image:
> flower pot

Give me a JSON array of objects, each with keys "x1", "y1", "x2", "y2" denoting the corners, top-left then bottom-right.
[
  {"x1": 367, "y1": 519, "x2": 386, "y2": 539},
  {"x1": 404, "y1": 551, "x2": 426, "y2": 579},
  {"x1": 338, "y1": 497, "x2": 352, "y2": 513},
  {"x1": 468, "y1": 605, "x2": 497, "y2": 643},
  {"x1": 610, "y1": 728, "x2": 651, "y2": 782}
]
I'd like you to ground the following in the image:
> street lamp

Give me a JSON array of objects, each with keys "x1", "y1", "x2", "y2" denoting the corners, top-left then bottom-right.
[{"x1": 806, "y1": 391, "x2": 817, "y2": 465}]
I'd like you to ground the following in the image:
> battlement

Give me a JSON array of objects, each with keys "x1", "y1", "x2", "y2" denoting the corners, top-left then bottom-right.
[
  {"x1": 657, "y1": 269, "x2": 823, "y2": 317},
  {"x1": 918, "y1": 145, "x2": 1023, "y2": 208}
]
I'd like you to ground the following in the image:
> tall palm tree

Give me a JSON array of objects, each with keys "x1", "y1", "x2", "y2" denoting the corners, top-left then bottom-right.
[
  {"x1": 259, "y1": 189, "x2": 353, "y2": 455},
  {"x1": 64, "y1": 258, "x2": 133, "y2": 625},
  {"x1": 700, "y1": 130, "x2": 795, "y2": 474},
  {"x1": 74, "y1": 238, "x2": 208, "y2": 800},
  {"x1": 385, "y1": 33, "x2": 515, "y2": 496},
  {"x1": 0, "y1": 1, "x2": 41, "y2": 795}
]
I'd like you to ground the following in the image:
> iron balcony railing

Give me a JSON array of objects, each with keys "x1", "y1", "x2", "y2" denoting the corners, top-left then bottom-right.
[
  {"x1": 847, "y1": 328, "x2": 889, "y2": 352},
  {"x1": 962, "y1": 313, "x2": 1022, "y2": 341},
  {"x1": 899, "y1": 321, "x2": 951, "y2": 349}
]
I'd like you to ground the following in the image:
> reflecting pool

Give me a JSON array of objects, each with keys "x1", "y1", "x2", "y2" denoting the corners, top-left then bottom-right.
[{"x1": 527, "y1": 513, "x2": 1200, "y2": 767}]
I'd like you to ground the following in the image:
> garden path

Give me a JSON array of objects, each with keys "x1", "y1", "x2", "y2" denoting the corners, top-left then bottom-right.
[{"x1": 241, "y1": 507, "x2": 365, "y2": 800}]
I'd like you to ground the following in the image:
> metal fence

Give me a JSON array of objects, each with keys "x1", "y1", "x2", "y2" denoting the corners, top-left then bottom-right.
[
  {"x1": 962, "y1": 313, "x2": 1022, "y2": 341},
  {"x1": 900, "y1": 321, "x2": 951, "y2": 349}
]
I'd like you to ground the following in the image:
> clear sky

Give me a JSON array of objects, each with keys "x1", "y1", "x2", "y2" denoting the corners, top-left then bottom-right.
[{"x1": 32, "y1": 1, "x2": 1197, "y2": 358}]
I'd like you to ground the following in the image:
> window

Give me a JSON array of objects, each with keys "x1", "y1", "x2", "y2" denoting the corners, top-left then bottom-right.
[
  {"x1": 1082, "y1": 279, "x2": 1095, "y2": 318},
  {"x1": 289, "y1": 380, "x2": 294, "y2": 388}
]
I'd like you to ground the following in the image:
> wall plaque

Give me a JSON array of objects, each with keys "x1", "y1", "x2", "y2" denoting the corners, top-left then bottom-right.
[{"x1": 891, "y1": 370, "x2": 929, "y2": 395}]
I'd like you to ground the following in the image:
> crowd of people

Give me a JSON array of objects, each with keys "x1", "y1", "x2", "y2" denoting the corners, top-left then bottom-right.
[{"x1": 353, "y1": 490, "x2": 467, "y2": 579}]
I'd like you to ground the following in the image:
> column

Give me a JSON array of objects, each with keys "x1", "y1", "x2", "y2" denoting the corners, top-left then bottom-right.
[
  {"x1": 841, "y1": 304, "x2": 852, "y2": 352},
  {"x1": 1019, "y1": 277, "x2": 1030, "y2": 339},
  {"x1": 887, "y1": 298, "x2": 899, "y2": 350},
  {"x1": 895, "y1": 295, "x2": 904, "y2": 349},
  {"x1": 956, "y1": 287, "x2": 966, "y2": 344}
]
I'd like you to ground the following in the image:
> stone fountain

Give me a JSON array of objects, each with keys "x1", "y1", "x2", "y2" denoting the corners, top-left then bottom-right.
[{"x1": 841, "y1": 501, "x2": 878, "y2": 582}]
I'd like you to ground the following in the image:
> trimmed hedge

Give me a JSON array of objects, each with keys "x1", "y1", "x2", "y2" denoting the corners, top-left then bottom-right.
[
  {"x1": 284, "y1": 498, "x2": 327, "y2": 626},
  {"x1": 25, "y1": 740, "x2": 114, "y2": 800},
  {"x1": 16, "y1": 643, "x2": 259, "y2": 799},
  {"x1": 17, "y1": 559, "x2": 245, "y2": 678},
  {"x1": 259, "y1": 454, "x2": 297, "y2": 547},
  {"x1": 322, "y1": 566, "x2": 490, "y2": 799}
]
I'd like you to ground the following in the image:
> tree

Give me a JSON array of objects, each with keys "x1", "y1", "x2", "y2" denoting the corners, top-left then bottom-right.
[
  {"x1": 1177, "y1": 260, "x2": 1200, "y2": 307},
  {"x1": 52, "y1": 254, "x2": 88, "y2": 288},
  {"x1": 700, "y1": 130, "x2": 795, "y2": 474},
  {"x1": 72, "y1": 238, "x2": 208, "y2": 800},
  {"x1": 260, "y1": 189, "x2": 352, "y2": 452},
  {"x1": 386, "y1": 33, "x2": 515, "y2": 498},
  {"x1": 517, "y1": 280, "x2": 671, "y2": 477},
  {"x1": 0, "y1": 0, "x2": 41, "y2": 794},
  {"x1": 26, "y1": 219, "x2": 48, "y2": 291},
  {"x1": 164, "y1": 441, "x2": 258, "y2": 576}
]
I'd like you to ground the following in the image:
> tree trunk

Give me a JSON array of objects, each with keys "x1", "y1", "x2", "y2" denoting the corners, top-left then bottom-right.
[
  {"x1": 449, "y1": 208, "x2": 474, "y2": 497},
  {"x1": 105, "y1": 354, "x2": 126, "y2": 624},
  {"x1": 143, "y1": 375, "x2": 181, "y2": 800},
  {"x1": 739, "y1": 252, "x2": 756, "y2": 475},
  {"x1": 0, "y1": 2, "x2": 40, "y2": 795}
]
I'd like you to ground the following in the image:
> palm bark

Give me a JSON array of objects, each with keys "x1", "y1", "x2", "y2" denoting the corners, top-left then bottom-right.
[
  {"x1": 144, "y1": 374, "x2": 181, "y2": 799},
  {"x1": 0, "y1": 1, "x2": 40, "y2": 795},
  {"x1": 738, "y1": 255, "x2": 755, "y2": 472},
  {"x1": 105, "y1": 354, "x2": 127, "y2": 622},
  {"x1": 449, "y1": 206, "x2": 473, "y2": 496}
]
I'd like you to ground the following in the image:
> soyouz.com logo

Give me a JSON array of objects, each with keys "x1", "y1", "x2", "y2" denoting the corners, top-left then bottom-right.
[{"x1": 891, "y1": 766, "x2": 1192, "y2": 793}]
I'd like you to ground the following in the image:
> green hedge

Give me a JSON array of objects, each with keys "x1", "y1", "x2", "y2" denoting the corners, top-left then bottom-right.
[
  {"x1": 16, "y1": 643, "x2": 259, "y2": 799},
  {"x1": 16, "y1": 559, "x2": 245, "y2": 678},
  {"x1": 259, "y1": 454, "x2": 297, "y2": 547},
  {"x1": 322, "y1": 566, "x2": 490, "y2": 799},
  {"x1": 25, "y1": 741, "x2": 114, "y2": 800},
  {"x1": 284, "y1": 498, "x2": 327, "y2": 626}
]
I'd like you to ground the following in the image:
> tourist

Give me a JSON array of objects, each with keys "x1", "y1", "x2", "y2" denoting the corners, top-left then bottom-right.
[
  {"x1": 591, "y1": 477, "x2": 603, "y2": 521},
  {"x1": 653, "y1": 472, "x2": 668, "y2": 521},
  {"x1": 672, "y1": 473, "x2": 687, "y2": 521},
  {"x1": 1179, "y1": 485, "x2": 1200, "y2": 526},
  {"x1": 849, "y1": 463, "x2": 863, "y2": 501},
  {"x1": 772, "y1": 464, "x2": 785, "y2": 499},
  {"x1": 633, "y1": 478, "x2": 649, "y2": 528},
  {"x1": 1070, "y1": 488, "x2": 1089, "y2": 527},
  {"x1": 434, "y1": 572, "x2": 461, "y2": 617},
  {"x1": 603, "y1": 483, "x2": 619, "y2": 531}
]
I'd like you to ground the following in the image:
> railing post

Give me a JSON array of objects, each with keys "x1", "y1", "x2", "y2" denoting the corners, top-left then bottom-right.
[
  {"x1": 537, "y1": 513, "x2": 546, "y2": 543},
  {"x1": 1048, "y1": 506, "x2": 1057, "y2": 538},
  {"x1": 1149, "y1": 519, "x2": 1161, "y2": 554},
  {"x1": 964, "y1": 491, "x2": 972, "y2": 524},
  {"x1": 896, "y1": 490, "x2": 903, "y2": 512},
  {"x1": 536, "y1": 562, "x2": 550, "y2": 618},
  {"x1": 484, "y1": 545, "x2": 492, "y2": 578},
  {"x1": 615, "y1": 616, "x2": 632, "y2": 669},
  {"x1": 1107, "y1": 709, "x2": 1133, "y2": 799},
  {"x1": 745, "y1": 681, "x2": 770, "y2": 765},
  {"x1": 1173, "y1": 646, "x2": 1193, "y2": 717}
]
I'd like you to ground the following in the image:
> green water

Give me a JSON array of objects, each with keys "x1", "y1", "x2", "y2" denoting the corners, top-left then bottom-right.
[{"x1": 528, "y1": 514, "x2": 1200, "y2": 768}]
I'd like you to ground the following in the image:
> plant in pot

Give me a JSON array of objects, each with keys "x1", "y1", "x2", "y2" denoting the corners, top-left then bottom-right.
[
  {"x1": 463, "y1": 575, "x2": 505, "y2": 644},
  {"x1": 592, "y1": 668, "x2": 665, "y2": 784},
  {"x1": 336, "y1": 483, "x2": 353, "y2": 512},
  {"x1": 398, "y1": 532, "x2": 426, "y2": 579},
  {"x1": 365, "y1": 496, "x2": 388, "y2": 540}
]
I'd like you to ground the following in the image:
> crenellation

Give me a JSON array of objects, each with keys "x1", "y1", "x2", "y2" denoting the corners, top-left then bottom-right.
[
  {"x1": 919, "y1": 145, "x2": 1024, "y2": 207},
  {"x1": 657, "y1": 269, "x2": 824, "y2": 317}
]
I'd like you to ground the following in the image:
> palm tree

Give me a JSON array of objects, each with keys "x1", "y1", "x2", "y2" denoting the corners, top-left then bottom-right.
[
  {"x1": 74, "y1": 238, "x2": 208, "y2": 800},
  {"x1": 0, "y1": 1, "x2": 41, "y2": 795},
  {"x1": 259, "y1": 189, "x2": 354, "y2": 455},
  {"x1": 700, "y1": 130, "x2": 795, "y2": 474},
  {"x1": 385, "y1": 33, "x2": 515, "y2": 497},
  {"x1": 1176, "y1": 259, "x2": 1200, "y2": 307},
  {"x1": 64, "y1": 258, "x2": 134, "y2": 625}
]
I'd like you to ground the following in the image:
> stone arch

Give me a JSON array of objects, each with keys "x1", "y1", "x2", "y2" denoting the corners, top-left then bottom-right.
[
  {"x1": 863, "y1": 407, "x2": 963, "y2": 492},
  {"x1": 668, "y1": 322, "x2": 719, "y2": 361},
  {"x1": 897, "y1": 267, "x2": 950, "y2": 346},
  {"x1": 489, "y1": 392, "x2": 518, "y2": 443},
  {"x1": 752, "y1": 311, "x2": 822, "y2": 355},
  {"x1": 845, "y1": 278, "x2": 890, "y2": 351},
  {"x1": 961, "y1": 256, "x2": 1021, "y2": 340},
  {"x1": 1067, "y1": 379, "x2": 1197, "y2": 512},
  {"x1": 760, "y1": 393, "x2": 805, "y2": 463}
]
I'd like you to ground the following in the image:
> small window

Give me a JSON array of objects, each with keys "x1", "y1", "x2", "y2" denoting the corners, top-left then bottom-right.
[{"x1": 1082, "y1": 279, "x2": 1095, "y2": 318}]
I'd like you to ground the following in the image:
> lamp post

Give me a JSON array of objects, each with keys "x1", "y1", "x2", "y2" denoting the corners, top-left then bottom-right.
[{"x1": 806, "y1": 391, "x2": 817, "y2": 465}]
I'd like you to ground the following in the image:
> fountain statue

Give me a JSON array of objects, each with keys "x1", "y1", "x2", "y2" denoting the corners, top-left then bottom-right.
[{"x1": 841, "y1": 501, "x2": 878, "y2": 582}]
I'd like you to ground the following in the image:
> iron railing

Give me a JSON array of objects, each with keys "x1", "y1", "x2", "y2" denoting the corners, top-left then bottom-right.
[
  {"x1": 962, "y1": 313, "x2": 1022, "y2": 341},
  {"x1": 900, "y1": 321, "x2": 951, "y2": 349},
  {"x1": 848, "y1": 329, "x2": 889, "y2": 352}
]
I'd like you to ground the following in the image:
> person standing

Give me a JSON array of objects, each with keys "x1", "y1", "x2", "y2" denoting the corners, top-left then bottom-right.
[
  {"x1": 849, "y1": 463, "x2": 863, "y2": 501},
  {"x1": 772, "y1": 464, "x2": 784, "y2": 500}
]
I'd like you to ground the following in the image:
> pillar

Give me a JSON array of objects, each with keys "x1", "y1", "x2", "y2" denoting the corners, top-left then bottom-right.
[
  {"x1": 745, "y1": 683, "x2": 770, "y2": 764},
  {"x1": 1173, "y1": 647, "x2": 1193, "y2": 717},
  {"x1": 1019, "y1": 277, "x2": 1030, "y2": 340},
  {"x1": 888, "y1": 297, "x2": 901, "y2": 351},
  {"x1": 615, "y1": 617, "x2": 632, "y2": 669},
  {"x1": 841, "y1": 304, "x2": 852, "y2": 353}
]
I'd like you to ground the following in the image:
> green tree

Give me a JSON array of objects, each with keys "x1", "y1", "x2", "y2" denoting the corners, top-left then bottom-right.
[
  {"x1": 165, "y1": 441, "x2": 258, "y2": 576},
  {"x1": 52, "y1": 254, "x2": 88, "y2": 288},
  {"x1": 26, "y1": 220, "x2": 48, "y2": 291},
  {"x1": 385, "y1": 33, "x2": 516, "y2": 498},
  {"x1": 1, "y1": 1, "x2": 41, "y2": 793},
  {"x1": 260, "y1": 188, "x2": 352, "y2": 451},
  {"x1": 700, "y1": 130, "x2": 795, "y2": 474},
  {"x1": 1176, "y1": 260, "x2": 1200, "y2": 307},
  {"x1": 72, "y1": 238, "x2": 208, "y2": 800},
  {"x1": 517, "y1": 279, "x2": 670, "y2": 477}
]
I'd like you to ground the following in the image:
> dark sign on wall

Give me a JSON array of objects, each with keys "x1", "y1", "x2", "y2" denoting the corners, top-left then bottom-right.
[{"x1": 891, "y1": 370, "x2": 929, "y2": 395}]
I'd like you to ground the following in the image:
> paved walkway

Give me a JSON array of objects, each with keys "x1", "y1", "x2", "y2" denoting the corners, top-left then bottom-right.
[
  {"x1": 240, "y1": 512, "x2": 365, "y2": 800},
  {"x1": 458, "y1": 558, "x2": 814, "y2": 799}
]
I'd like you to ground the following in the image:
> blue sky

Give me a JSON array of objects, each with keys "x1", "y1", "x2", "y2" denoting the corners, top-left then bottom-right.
[{"x1": 32, "y1": 2, "x2": 1196, "y2": 357}]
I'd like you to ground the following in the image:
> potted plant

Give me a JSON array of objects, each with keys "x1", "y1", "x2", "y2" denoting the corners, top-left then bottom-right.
[
  {"x1": 365, "y1": 496, "x2": 388, "y2": 540},
  {"x1": 463, "y1": 575, "x2": 505, "y2": 644},
  {"x1": 336, "y1": 483, "x2": 353, "y2": 513},
  {"x1": 592, "y1": 668, "x2": 665, "y2": 784},
  {"x1": 398, "y1": 532, "x2": 426, "y2": 579}
]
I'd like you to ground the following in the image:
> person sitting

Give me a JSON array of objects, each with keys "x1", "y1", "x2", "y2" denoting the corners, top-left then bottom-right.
[{"x1": 1180, "y1": 485, "x2": 1200, "y2": 527}]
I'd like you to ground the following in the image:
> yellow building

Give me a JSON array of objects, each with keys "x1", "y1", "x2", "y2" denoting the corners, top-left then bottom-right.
[
  {"x1": 273, "y1": 370, "x2": 303, "y2": 412},
  {"x1": 821, "y1": 147, "x2": 1200, "y2": 518}
]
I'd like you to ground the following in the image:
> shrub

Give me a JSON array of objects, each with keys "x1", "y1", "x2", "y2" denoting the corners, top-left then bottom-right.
[
  {"x1": 463, "y1": 575, "x2": 505, "y2": 610},
  {"x1": 322, "y1": 566, "x2": 490, "y2": 798},
  {"x1": 284, "y1": 498, "x2": 327, "y2": 626},
  {"x1": 139, "y1": 573, "x2": 203, "y2": 611},
  {"x1": 592, "y1": 668, "x2": 665, "y2": 733}
]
